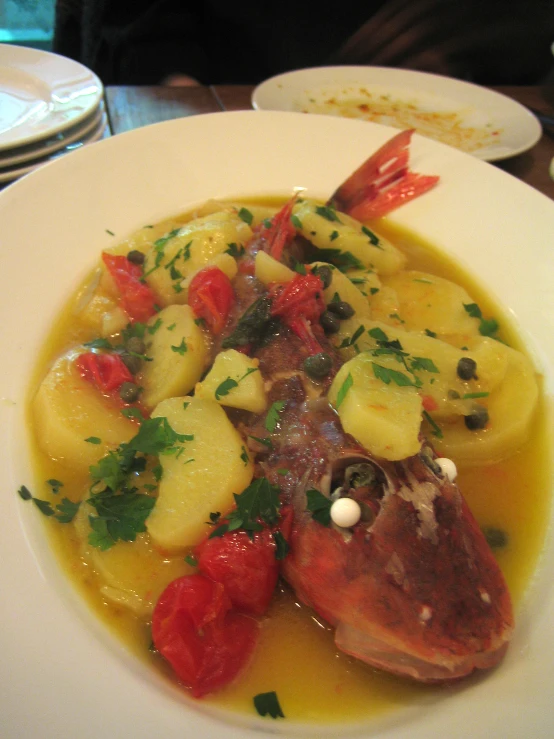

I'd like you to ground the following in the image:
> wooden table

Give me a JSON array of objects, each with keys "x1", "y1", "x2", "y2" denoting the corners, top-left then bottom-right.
[{"x1": 104, "y1": 84, "x2": 554, "y2": 200}]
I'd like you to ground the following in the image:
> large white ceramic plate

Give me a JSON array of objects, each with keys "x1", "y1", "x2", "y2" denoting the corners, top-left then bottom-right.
[
  {"x1": 1, "y1": 111, "x2": 553, "y2": 739},
  {"x1": 252, "y1": 66, "x2": 542, "y2": 162},
  {"x1": 0, "y1": 43, "x2": 103, "y2": 151}
]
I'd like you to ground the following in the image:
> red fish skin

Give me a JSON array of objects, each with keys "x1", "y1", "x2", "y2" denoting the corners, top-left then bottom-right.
[{"x1": 281, "y1": 453, "x2": 514, "y2": 682}]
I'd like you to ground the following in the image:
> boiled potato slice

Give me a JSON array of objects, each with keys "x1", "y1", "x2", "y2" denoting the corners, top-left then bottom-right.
[
  {"x1": 371, "y1": 270, "x2": 480, "y2": 346},
  {"x1": 328, "y1": 352, "x2": 422, "y2": 461},
  {"x1": 138, "y1": 304, "x2": 208, "y2": 410},
  {"x1": 255, "y1": 251, "x2": 296, "y2": 284},
  {"x1": 195, "y1": 349, "x2": 267, "y2": 413},
  {"x1": 146, "y1": 396, "x2": 253, "y2": 551},
  {"x1": 143, "y1": 211, "x2": 252, "y2": 306},
  {"x1": 293, "y1": 199, "x2": 405, "y2": 275},
  {"x1": 429, "y1": 344, "x2": 539, "y2": 464},
  {"x1": 74, "y1": 503, "x2": 191, "y2": 617},
  {"x1": 32, "y1": 349, "x2": 137, "y2": 471}
]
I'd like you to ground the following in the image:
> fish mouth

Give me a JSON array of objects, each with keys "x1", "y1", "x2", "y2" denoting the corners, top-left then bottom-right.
[{"x1": 335, "y1": 621, "x2": 510, "y2": 682}]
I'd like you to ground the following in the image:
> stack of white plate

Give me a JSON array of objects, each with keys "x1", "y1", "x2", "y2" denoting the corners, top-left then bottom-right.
[{"x1": 0, "y1": 44, "x2": 107, "y2": 186}]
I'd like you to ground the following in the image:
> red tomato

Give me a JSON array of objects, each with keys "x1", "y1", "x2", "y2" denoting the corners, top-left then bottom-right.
[
  {"x1": 102, "y1": 252, "x2": 157, "y2": 323},
  {"x1": 195, "y1": 528, "x2": 279, "y2": 617},
  {"x1": 421, "y1": 394, "x2": 439, "y2": 412},
  {"x1": 75, "y1": 352, "x2": 134, "y2": 392},
  {"x1": 188, "y1": 267, "x2": 235, "y2": 334},
  {"x1": 329, "y1": 129, "x2": 439, "y2": 220},
  {"x1": 255, "y1": 195, "x2": 297, "y2": 261},
  {"x1": 152, "y1": 575, "x2": 258, "y2": 697},
  {"x1": 270, "y1": 273, "x2": 325, "y2": 355}
]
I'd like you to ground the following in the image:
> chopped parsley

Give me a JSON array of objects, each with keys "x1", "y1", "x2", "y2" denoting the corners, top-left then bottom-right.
[
  {"x1": 225, "y1": 242, "x2": 245, "y2": 259},
  {"x1": 315, "y1": 205, "x2": 341, "y2": 222},
  {"x1": 18, "y1": 485, "x2": 80, "y2": 524},
  {"x1": 171, "y1": 338, "x2": 188, "y2": 355},
  {"x1": 310, "y1": 247, "x2": 363, "y2": 272},
  {"x1": 361, "y1": 225, "x2": 381, "y2": 246},
  {"x1": 264, "y1": 400, "x2": 286, "y2": 432},
  {"x1": 335, "y1": 372, "x2": 353, "y2": 408},
  {"x1": 422, "y1": 410, "x2": 443, "y2": 438},
  {"x1": 306, "y1": 488, "x2": 332, "y2": 526},
  {"x1": 209, "y1": 477, "x2": 281, "y2": 539},
  {"x1": 463, "y1": 302, "x2": 500, "y2": 339},
  {"x1": 85, "y1": 436, "x2": 101, "y2": 444},
  {"x1": 238, "y1": 207, "x2": 254, "y2": 226},
  {"x1": 290, "y1": 214, "x2": 302, "y2": 229},
  {"x1": 214, "y1": 367, "x2": 258, "y2": 400}
]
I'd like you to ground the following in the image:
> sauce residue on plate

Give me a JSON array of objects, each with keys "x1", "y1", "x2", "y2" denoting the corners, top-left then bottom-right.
[{"x1": 295, "y1": 86, "x2": 503, "y2": 153}]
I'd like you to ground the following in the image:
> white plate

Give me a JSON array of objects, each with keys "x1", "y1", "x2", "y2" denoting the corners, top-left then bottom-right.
[
  {"x1": 0, "y1": 102, "x2": 105, "y2": 168},
  {"x1": 0, "y1": 43, "x2": 103, "y2": 151},
  {"x1": 1, "y1": 111, "x2": 553, "y2": 739},
  {"x1": 252, "y1": 66, "x2": 542, "y2": 162},
  {"x1": 0, "y1": 112, "x2": 109, "y2": 184}
]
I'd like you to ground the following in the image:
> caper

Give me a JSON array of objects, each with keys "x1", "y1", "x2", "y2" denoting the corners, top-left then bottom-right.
[
  {"x1": 127, "y1": 249, "x2": 145, "y2": 265},
  {"x1": 125, "y1": 336, "x2": 146, "y2": 355},
  {"x1": 327, "y1": 300, "x2": 355, "y2": 319},
  {"x1": 120, "y1": 352, "x2": 142, "y2": 374},
  {"x1": 119, "y1": 382, "x2": 140, "y2": 403},
  {"x1": 447, "y1": 389, "x2": 461, "y2": 400},
  {"x1": 457, "y1": 357, "x2": 477, "y2": 380},
  {"x1": 482, "y1": 526, "x2": 508, "y2": 550},
  {"x1": 303, "y1": 352, "x2": 333, "y2": 379},
  {"x1": 320, "y1": 310, "x2": 340, "y2": 334},
  {"x1": 464, "y1": 404, "x2": 489, "y2": 430},
  {"x1": 313, "y1": 265, "x2": 332, "y2": 289}
]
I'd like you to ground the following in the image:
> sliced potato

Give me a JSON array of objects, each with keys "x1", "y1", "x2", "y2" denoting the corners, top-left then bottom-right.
[
  {"x1": 293, "y1": 199, "x2": 405, "y2": 275},
  {"x1": 195, "y1": 349, "x2": 267, "y2": 413},
  {"x1": 32, "y1": 349, "x2": 137, "y2": 471},
  {"x1": 371, "y1": 270, "x2": 480, "y2": 346},
  {"x1": 429, "y1": 344, "x2": 539, "y2": 464},
  {"x1": 143, "y1": 211, "x2": 252, "y2": 306},
  {"x1": 138, "y1": 304, "x2": 208, "y2": 410},
  {"x1": 328, "y1": 352, "x2": 422, "y2": 461},
  {"x1": 146, "y1": 396, "x2": 253, "y2": 551},
  {"x1": 255, "y1": 251, "x2": 296, "y2": 284},
  {"x1": 74, "y1": 503, "x2": 191, "y2": 617}
]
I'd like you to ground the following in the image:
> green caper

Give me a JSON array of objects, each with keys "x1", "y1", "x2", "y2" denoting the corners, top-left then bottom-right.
[
  {"x1": 448, "y1": 389, "x2": 461, "y2": 400},
  {"x1": 313, "y1": 265, "x2": 333, "y2": 289},
  {"x1": 457, "y1": 357, "x2": 477, "y2": 380},
  {"x1": 127, "y1": 250, "x2": 145, "y2": 265},
  {"x1": 303, "y1": 352, "x2": 333, "y2": 379},
  {"x1": 327, "y1": 300, "x2": 355, "y2": 319},
  {"x1": 482, "y1": 526, "x2": 508, "y2": 550},
  {"x1": 320, "y1": 310, "x2": 340, "y2": 334},
  {"x1": 464, "y1": 404, "x2": 489, "y2": 430},
  {"x1": 125, "y1": 336, "x2": 146, "y2": 355},
  {"x1": 119, "y1": 382, "x2": 140, "y2": 403},
  {"x1": 120, "y1": 352, "x2": 142, "y2": 374}
]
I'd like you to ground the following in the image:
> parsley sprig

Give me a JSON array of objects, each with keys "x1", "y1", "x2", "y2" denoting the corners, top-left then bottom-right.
[{"x1": 209, "y1": 477, "x2": 281, "y2": 539}]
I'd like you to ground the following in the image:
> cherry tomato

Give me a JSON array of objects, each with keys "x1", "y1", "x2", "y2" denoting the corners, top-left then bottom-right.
[
  {"x1": 188, "y1": 267, "x2": 235, "y2": 334},
  {"x1": 75, "y1": 352, "x2": 134, "y2": 393},
  {"x1": 152, "y1": 574, "x2": 258, "y2": 697},
  {"x1": 270, "y1": 273, "x2": 325, "y2": 354},
  {"x1": 102, "y1": 252, "x2": 157, "y2": 323},
  {"x1": 195, "y1": 528, "x2": 279, "y2": 617},
  {"x1": 255, "y1": 195, "x2": 297, "y2": 261}
]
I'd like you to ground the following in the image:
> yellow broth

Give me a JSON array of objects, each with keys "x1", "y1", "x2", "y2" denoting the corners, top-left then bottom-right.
[{"x1": 27, "y1": 210, "x2": 552, "y2": 724}]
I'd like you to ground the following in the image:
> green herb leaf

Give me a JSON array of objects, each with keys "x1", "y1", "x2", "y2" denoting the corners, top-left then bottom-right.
[
  {"x1": 222, "y1": 296, "x2": 272, "y2": 349},
  {"x1": 238, "y1": 207, "x2": 254, "y2": 226},
  {"x1": 306, "y1": 488, "x2": 332, "y2": 526},
  {"x1": 32, "y1": 498, "x2": 55, "y2": 516},
  {"x1": 310, "y1": 247, "x2": 363, "y2": 273},
  {"x1": 338, "y1": 324, "x2": 365, "y2": 349},
  {"x1": 240, "y1": 445, "x2": 249, "y2": 466},
  {"x1": 47, "y1": 478, "x2": 64, "y2": 494},
  {"x1": 315, "y1": 205, "x2": 341, "y2": 223},
  {"x1": 225, "y1": 242, "x2": 245, "y2": 258},
  {"x1": 253, "y1": 691, "x2": 285, "y2": 719},
  {"x1": 462, "y1": 392, "x2": 490, "y2": 399},
  {"x1": 372, "y1": 362, "x2": 420, "y2": 387},
  {"x1": 209, "y1": 477, "x2": 281, "y2": 539},
  {"x1": 248, "y1": 435, "x2": 273, "y2": 449},
  {"x1": 87, "y1": 490, "x2": 155, "y2": 549},
  {"x1": 17, "y1": 485, "x2": 32, "y2": 501},
  {"x1": 273, "y1": 531, "x2": 289, "y2": 560},
  {"x1": 215, "y1": 377, "x2": 239, "y2": 399},
  {"x1": 85, "y1": 436, "x2": 101, "y2": 444},
  {"x1": 424, "y1": 328, "x2": 437, "y2": 338},
  {"x1": 170, "y1": 338, "x2": 188, "y2": 355},
  {"x1": 264, "y1": 400, "x2": 286, "y2": 432},
  {"x1": 368, "y1": 326, "x2": 389, "y2": 342},
  {"x1": 422, "y1": 410, "x2": 443, "y2": 438},
  {"x1": 83, "y1": 337, "x2": 113, "y2": 350},
  {"x1": 184, "y1": 554, "x2": 198, "y2": 567},
  {"x1": 54, "y1": 498, "x2": 81, "y2": 523},
  {"x1": 335, "y1": 373, "x2": 353, "y2": 408},
  {"x1": 410, "y1": 356, "x2": 439, "y2": 373},
  {"x1": 361, "y1": 225, "x2": 380, "y2": 246},
  {"x1": 290, "y1": 214, "x2": 302, "y2": 229}
]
